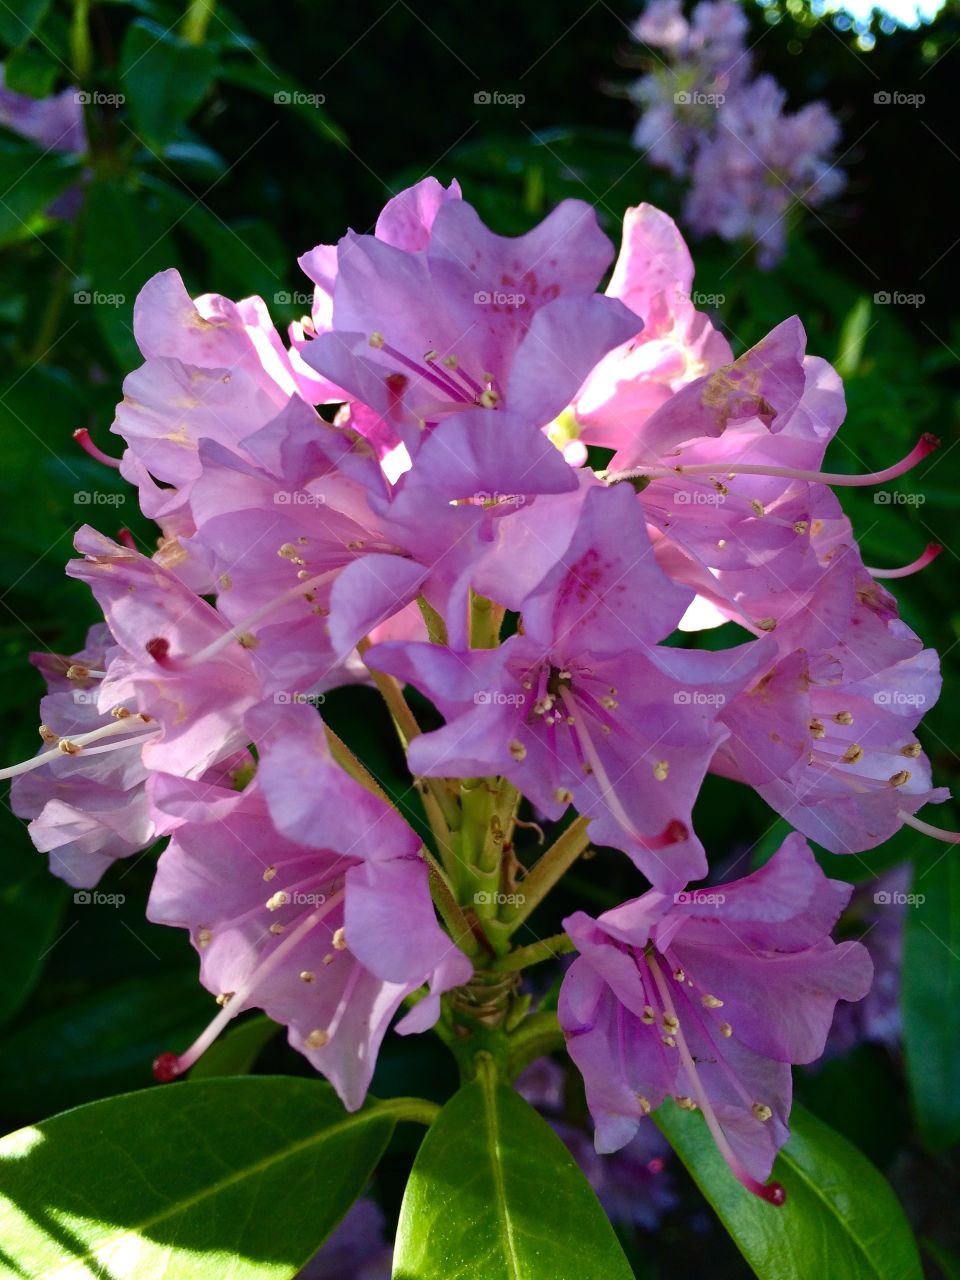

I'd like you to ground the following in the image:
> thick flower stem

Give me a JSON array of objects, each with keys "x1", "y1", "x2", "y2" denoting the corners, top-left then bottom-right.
[
  {"x1": 500, "y1": 815, "x2": 591, "y2": 931},
  {"x1": 181, "y1": 0, "x2": 217, "y2": 44},
  {"x1": 491, "y1": 933, "x2": 575, "y2": 974},
  {"x1": 420, "y1": 846, "x2": 483, "y2": 960},
  {"x1": 469, "y1": 589, "x2": 505, "y2": 649}
]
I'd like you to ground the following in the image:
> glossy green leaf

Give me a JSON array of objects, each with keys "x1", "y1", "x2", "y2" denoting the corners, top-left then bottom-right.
[
  {"x1": 902, "y1": 849, "x2": 960, "y2": 1150},
  {"x1": 393, "y1": 1066, "x2": 634, "y2": 1280},
  {"x1": 0, "y1": 1077, "x2": 402, "y2": 1279},
  {"x1": 119, "y1": 19, "x2": 216, "y2": 146},
  {"x1": 219, "y1": 59, "x2": 346, "y2": 146},
  {"x1": 189, "y1": 1014, "x2": 279, "y2": 1079},
  {"x1": 0, "y1": 971, "x2": 211, "y2": 1116},
  {"x1": 656, "y1": 1101, "x2": 922, "y2": 1280}
]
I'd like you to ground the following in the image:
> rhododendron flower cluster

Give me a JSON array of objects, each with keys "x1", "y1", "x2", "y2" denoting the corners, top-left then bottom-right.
[
  {"x1": 5, "y1": 176, "x2": 954, "y2": 1205},
  {"x1": 629, "y1": 0, "x2": 845, "y2": 265}
]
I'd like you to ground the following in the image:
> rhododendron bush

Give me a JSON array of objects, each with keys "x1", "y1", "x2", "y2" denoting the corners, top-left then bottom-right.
[{"x1": 1, "y1": 3, "x2": 957, "y2": 1278}]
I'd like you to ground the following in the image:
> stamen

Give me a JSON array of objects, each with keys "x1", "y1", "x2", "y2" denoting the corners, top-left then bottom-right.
[
  {"x1": 186, "y1": 570, "x2": 337, "y2": 667},
  {"x1": 647, "y1": 952, "x2": 785, "y2": 1206},
  {"x1": 73, "y1": 427, "x2": 122, "y2": 469},
  {"x1": 610, "y1": 434, "x2": 938, "y2": 490},
  {"x1": 867, "y1": 543, "x2": 941, "y2": 579},
  {"x1": 0, "y1": 715, "x2": 154, "y2": 780},
  {"x1": 152, "y1": 891, "x2": 344, "y2": 1079}
]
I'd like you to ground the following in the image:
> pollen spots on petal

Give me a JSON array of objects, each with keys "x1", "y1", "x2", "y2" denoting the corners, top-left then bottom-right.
[
  {"x1": 304, "y1": 1028, "x2": 330, "y2": 1048},
  {"x1": 750, "y1": 499, "x2": 766, "y2": 518},
  {"x1": 216, "y1": 992, "x2": 234, "y2": 1007},
  {"x1": 269, "y1": 922, "x2": 286, "y2": 935},
  {"x1": 751, "y1": 1102, "x2": 773, "y2": 1123},
  {"x1": 901, "y1": 742, "x2": 921, "y2": 757},
  {"x1": 263, "y1": 865, "x2": 277, "y2": 881},
  {"x1": 673, "y1": 967, "x2": 685, "y2": 982},
  {"x1": 265, "y1": 890, "x2": 290, "y2": 911},
  {"x1": 554, "y1": 788, "x2": 573, "y2": 805},
  {"x1": 701, "y1": 994, "x2": 724, "y2": 1008},
  {"x1": 654, "y1": 760, "x2": 669, "y2": 781},
  {"x1": 637, "y1": 1094, "x2": 653, "y2": 1114},
  {"x1": 675, "y1": 1095, "x2": 697, "y2": 1111},
  {"x1": 641, "y1": 1005, "x2": 656, "y2": 1025},
  {"x1": 833, "y1": 710, "x2": 853, "y2": 725},
  {"x1": 299, "y1": 970, "x2": 316, "y2": 983},
  {"x1": 661, "y1": 1035, "x2": 677, "y2": 1048},
  {"x1": 719, "y1": 1021, "x2": 733, "y2": 1037},
  {"x1": 509, "y1": 737, "x2": 527, "y2": 762},
  {"x1": 809, "y1": 718, "x2": 826, "y2": 739},
  {"x1": 889, "y1": 770, "x2": 911, "y2": 787},
  {"x1": 332, "y1": 927, "x2": 348, "y2": 951},
  {"x1": 756, "y1": 617, "x2": 777, "y2": 632},
  {"x1": 841, "y1": 744, "x2": 864, "y2": 764},
  {"x1": 197, "y1": 927, "x2": 212, "y2": 948},
  {"x1": 39, "y1": 724, "x2": 58, "y2": 744}
]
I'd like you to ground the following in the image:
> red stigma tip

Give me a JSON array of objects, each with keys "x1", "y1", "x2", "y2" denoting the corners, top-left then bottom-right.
[
  {"x1": 666, "y1": 819, "x2": 689, "y2": 844},
  {"x1": 146, "y1": 636, "x2": 170, "y2": 663},
  {"x1": 920, "y1": 433, "x2": 939, "y2": 454},
  {"x1": 117, "y1": 527, "x2": 136, "y2": 550},
  {"x1": 761, "y1": 1180, "x2": 786, "y2": 1206},
  {"x1": 152, "y1": 1051, "x2": 181, "y2": 1083}
]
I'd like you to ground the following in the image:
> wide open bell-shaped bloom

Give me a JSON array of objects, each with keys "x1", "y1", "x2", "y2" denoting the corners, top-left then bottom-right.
[
  {"x1": 368, "y1": 481, "x2": 768, "y2": 891},
  {"x1": 66, "y1": 527, "x2": 261, "y2": 777},
  {"x1": 551, "y1": 203, "x2": 732, "y2": 462},
  {"x1": 148, "y1": 709, "x2": 471, "y2": 1108},
  {"x1": 559, "y1": 833, "x2": 872, "y2": 1199},
  {"x1": 299, "y1": 188, "x2": 642, "y2": 461}
]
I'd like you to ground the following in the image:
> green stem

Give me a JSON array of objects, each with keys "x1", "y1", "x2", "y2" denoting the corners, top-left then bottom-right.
[
  {"x1": 506, "y1": 1011, "x2": 565, "y2": 1079},
  {"x1": 421, "y1": 846, "x2": 482, "y2": 960},
  {"x1": 417, "y1": 594, "x2": 448, "y2": 645},
  {"x1": 70, "y1": 0, "x2": 93, "y2": 83},
  {"x1": 469, "y1": 589, "x2": 504, "y2": 649},
  {"x1": 501, "y1": 815, "x2": 591, "y2": 930},
  {"x1": 181, "y1": 0, "x2": 217, "y2": 44},
  {"x1": 377, "y1": 1096, "x2": 441, "y2": 1127},
  {"x1": 491, "y1": 933, "x2": 575, "y2": 974}
]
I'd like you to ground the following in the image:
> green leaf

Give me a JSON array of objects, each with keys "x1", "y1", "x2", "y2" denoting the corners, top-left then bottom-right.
[
  {"x1": 834, "y1": 296, "x2": 872, "y2": 380},
  {"x1": 219, "y1": 59, "x2": 346, "y2": 146},
  {"x1": 81, "y1": 177, "x2": 175, "y2": 369},
  {"x1": 0, "y1": 972, "x2": 211, "y2": 1116},
  {"x1": 2, "y1": 44, "x2": 59, "y2": 96},
  {"x1": 0, "y1": 1077, "x2": 402, "y2": 1279},
  {"x1": 902, "y1": 848, "x2": 960, "y2": 1150},
  {"x1": 0, "y1": 140, "x2": 80, "y2": 247},
  {"x1": 0, "y1": 0, "x2": 50, "y2": 49},
  {"x1": 119, "y1": 18, "x2": 217, "y2": 146},
  {"x1": 189, "y1": 1014, "x2": 278, "y2": 1079},
  {"x1": 0, "y1": 841, "x2": 69, "y2": 1032},
  {"x1": 656, "y1": 1101, "x2": 922, "y2": 1280},
  {"x1": 393, "y1": 1064, "x2": 634, "y2": 1280}
]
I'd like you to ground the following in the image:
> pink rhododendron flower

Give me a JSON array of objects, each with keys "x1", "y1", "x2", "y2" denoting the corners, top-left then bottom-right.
[{"x1": 560, "y1": 834, "x2": 872, "y2": 1197}]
